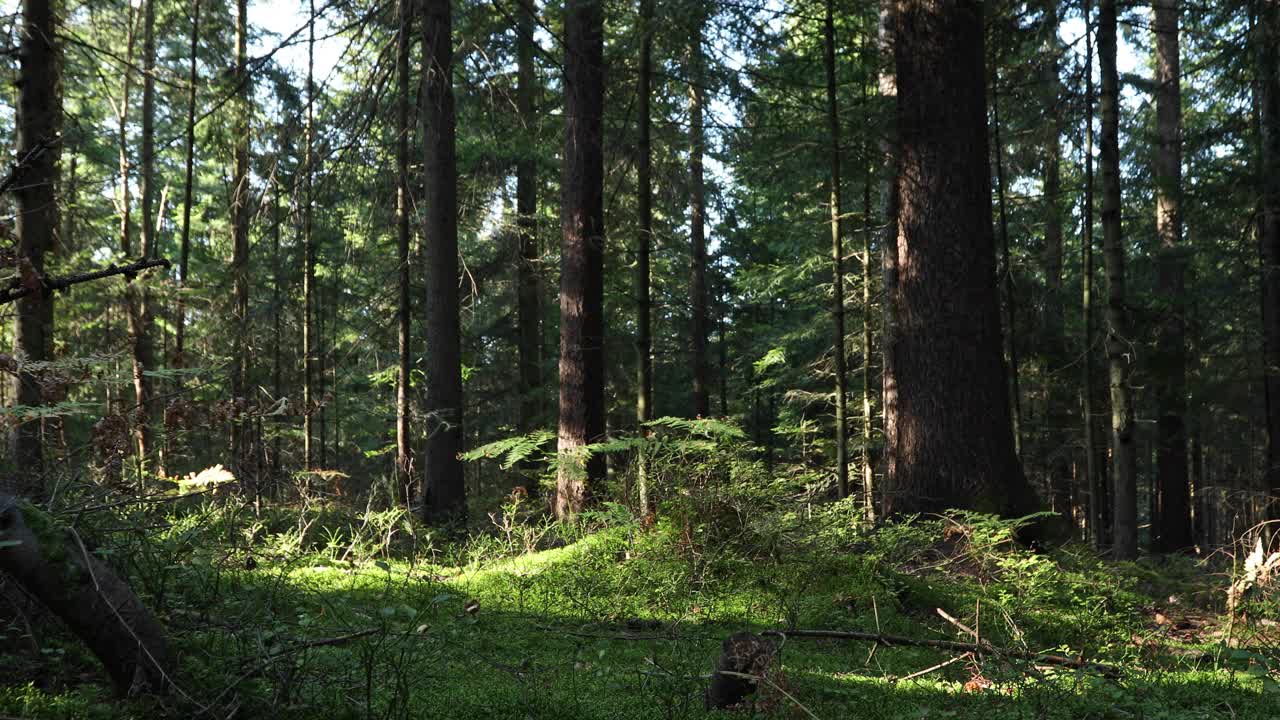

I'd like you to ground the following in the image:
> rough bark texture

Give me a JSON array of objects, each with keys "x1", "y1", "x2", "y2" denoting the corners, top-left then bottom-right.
[
  {"x1": 689, "y1": 22, "x2": 709, "y2": 419},
  {"x1": 705, "y1": 632, "x2": 779, "y2": 710},
  {"x1": 129, "y1": 0, "x2": 158, "y2": 468},
  {"x1": 991, "y1": 64, "x2": 1022, "y2": 462},
  {"x1": 1259, "y1": 0, "x2": 1280, "y2": 519},
  {"x1": 304, "y1": 0, "x2": 317, "y2": 470},
  {"x1": 396, "y1": 0, "x2": 415, "y2": 503},
  {"x1": 1100, "y1": 0, "x2": 1138, "y2": 559},
  {"x1": 884, "y1": 0, "x2": 1036, "y2": 518},
  {"x1": 230, "y1": 0, "x2": 251, "y2": 475},
  {"x1": 0, "y1": 497, "x2": 172, "y2": 696},
  {"x1": 635, "y1": 0, "x2": 654, "y2": 510},
  {"x1": 876, "y1": 0, "x2": 897, "y2": 523},
  {"x1": 556, "y1": 0, "x2": 606, "y2": 520},
  {"x1": 1082, "y1": 0, "x2": 1104, "y2": 547},
  {"x1": 517, "y1": 0, "x2": 542, "y2": 456},
  {"x1": 1153, "y1": 0, "x2": 1191, "y2": 551},
  {"x1": 825, "y1": 0, "x2": 849, "y2": 499},
  {"x1": 422, "y1": 0, "x2": 465, "y2": 522},
  {"x1": 7, "y1": 0, "x2": 61, "y2": 494}
]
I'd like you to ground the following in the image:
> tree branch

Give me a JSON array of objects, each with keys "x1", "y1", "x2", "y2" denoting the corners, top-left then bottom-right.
[{"x1": 0, "y1": 257, "x2": 171, "y2": 305}]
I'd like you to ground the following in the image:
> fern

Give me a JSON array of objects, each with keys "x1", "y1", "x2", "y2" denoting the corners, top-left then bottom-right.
[
  {"x1": 644, "y1": 415, "x2": 746, "y2": 440},
  {"x1": 462, "y1": 430, "x2": 555, "y2": 469}
]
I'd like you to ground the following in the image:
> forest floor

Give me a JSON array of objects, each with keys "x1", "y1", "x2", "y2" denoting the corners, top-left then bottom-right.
[{"x1": 1, "y1": 491, "x2": 1278, "y2": 719}]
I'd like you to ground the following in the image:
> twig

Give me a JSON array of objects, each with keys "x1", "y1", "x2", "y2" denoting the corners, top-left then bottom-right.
[
  {"x1": 937, "y1": 607, "x2": 978, "y2": 642},
  {"x1": 894, "y1": 653, "x2": 970, "y2": 683},
  {"x1": 777, "y1": 628, "x2": 1122, "y2": 678},
  {"x1": 1, "y1": 257, "x2": 172, "y2": 304},
  {"x1": 250, "y1": 628, "x2": 380, "y2": 666}
]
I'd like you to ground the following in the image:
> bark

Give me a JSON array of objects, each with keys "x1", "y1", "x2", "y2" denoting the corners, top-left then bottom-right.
[
  {"x1": 556, "y1": 0, "x2": 606, "y2": 520},
  {"x1": 884, "y1": 0, "x2": 1036, "y2": 518},
  {"x1": 0, "y1": 498, "x2": 172, "y2": 695},
  {"x1": 396, "y1": 0, "x2": 415, "y2": 503},
  {"x1": 1259, "y1": 0, "x2": 1280, "y2": 519},
  {"x1": 991, "y1": 64, "x2": 1022, "y2": 461},
  {"x1": 875, "y1": 0, "x2": 897, "y2": 524},
  {"x1": 175, "y1": 0, "x2": 199, "y2": 369},
  {"x1": 1100, "y1": 0, "x2": 1138, "y2": 559},
  {"x1": 7, "y1": 0, "x2": 61, "y2": 495},
  {"x1": 1082, "y1": 0, "x2": 1104, "y2": 548},
  {"x1": 824, "y1": 0, "x2": 849, "y2": 499},
  {"x1": 689, "y1": 21, "x2": 709, "y2": 418},
  {"x1": 230, "y1": 0, "x2": 251, "y2": 475},
  {"x1": 635, "y1": 0, "x2": 654, "y2": 511},
  {"x1": 1153, "y1": 0, "x2": 1191, "y2": 550},
  {"x1": 127, "y1": 0, "x2": 157, "y2": 469},
  {"x1": 304, "y1": 0, "x2": 317, "y2": 470},
  {"x1": 516, "y1": 0, "x2": 543, "y2": 499},
  {"x1": 422, "y1": 0, "x2": 465, "y2": 522}
]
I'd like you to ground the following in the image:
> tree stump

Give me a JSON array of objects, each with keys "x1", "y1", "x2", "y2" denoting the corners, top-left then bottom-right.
[{"x1": 705, "y1": 631, "x2": 779, "y2": 710}]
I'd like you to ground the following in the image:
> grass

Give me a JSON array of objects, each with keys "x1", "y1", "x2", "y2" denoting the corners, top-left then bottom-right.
[{"x1": 2, "y1": 491, "x2": 1278, "y2": 719}]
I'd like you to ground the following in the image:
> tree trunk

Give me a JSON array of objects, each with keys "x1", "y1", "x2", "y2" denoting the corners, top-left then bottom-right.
[
  {"x1": 689, "y1": 21, "x2": 709, "y2": 418},
  {"x1": 516, "y1": 0, "x2": 542, "y2": 494},
  {"x1": 1153, "y1": 0, "x2": 1191, "y2": 551},
  {"x1": 6, "y1": 0, "x2": 61, "y2": 496},
  {"x1": 1100, "y1": 0, "x2": 1138, "y2": 559},
  {"x1": 175, "y1": 0, "x2": 199, "y2": 371},
  {"x1": 304, "y1": 0, "x2": 317, "y2": 470},
  {"x1": 991, "y1": 63, "x2": 1022, "y2": 462},
  {"x1": 635, "y1": 0, "x2": 654, "y2": 511},
  {"x1": 824, "y1": 0, "x2": 849, "y2": 499},
  {"x1": 396, "y1": 0, "x2": 415, "y2": 504},
  {"x1": 884, "y1": 0, "x2": 1036, "y2": 519},
  {"x1": 130, "y1": 0, "x2": 158, "y2": 471},
  {"x1": 1082, "y1": 0, "x2": 1104, "y2": 548},
  {"x1": 875, "y1": 0, "x2": 897, "y2": 524},
  {"x1": 1258, "y1": 0, "x2": 1280, "y2": 519},
  {"x1": 556, "y1": 0, "x2": 606, "y2": 520},
  {"x1": 422, "y1": 0, "x2": 465, "y2": 522},
  {"x1": 230, "y1": 0, "x2": 251, "y2": 478},
  {"x1": 0, "y1": 498, "x2": 172, "y2": 696}
]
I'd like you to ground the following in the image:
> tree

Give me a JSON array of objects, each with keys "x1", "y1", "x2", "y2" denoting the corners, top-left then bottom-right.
[
  {"x1": 1081, "y1": 0, "x2": 1103, "y2": 547},
  {"x1": 1099, "y1": 0, "x2": 1137, "y2": 559},
  {"x1": 304, "y1": 0, "x2": 317, "y2": 470},
  {"x1": 130, "y1": 0, "x2": 158, "y2": 469},
  {"x1": 883, "y1": 0, "x2": 1036, "y2": 518},
  {"x1": 1153, "y1": 0, "x2": 1191, "y2": 551},
  {"x1": 635, "y1": 0, "x2": 654, "y2": 510},
  {"x1": 230, "y1": 0, "x2": 251, "y2": 476},
  {"x1": 422, "y1": 0, "x2": 465, "y2": 522},
  {"x1": 174, "y1": 0, "x2": 200, "y2": 369},
  {"x1": 7, "y1": 0, "x2": 62, "y2": 494},
  {"x1": 689, "y1": 15, "x2": 709, "y2": 418},
  {"x1": 516, "y1": 0, "x2": 542, "y2": 472},
  {"x1": 555, "y1": 0, "x2": 605, "y2": 520},
  {"x1": 876, "y1": 0, "x2": 897, "y2": 523},
  {"x1": 1259, "y1": 0, "x2": 1280, "y2": 519},
  {"x1": 823, "y1": 0, "x2": 848, "y2": 498},
  {"x1": 396, "y1": 0, "x2": 415, "y2": 503}
]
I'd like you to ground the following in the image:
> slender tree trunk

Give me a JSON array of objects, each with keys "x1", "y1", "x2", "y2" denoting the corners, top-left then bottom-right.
[
  {"x1": 396, "y1": 0, "x2": 415, "y2": 504},
  {"x1": 689, "y1": 20, "x2": 709, "y2": 418},
  {"x1": 128, "y1": 0, "x2": 158, "y2": 471},
  {"x1": 991, "y1": 65, "x2": 1022, "y2": 461},
  {"x1": 230, "y1": 0, "x2": 251, "y2": 477},
  {"x1": 175, "y1": 0, "x2": 199, "y2": 370},
  {"x1": 516, "y1": 0, "x2": 542, "y2": 494},
  {"x1": 1100, "y1": 0, "x2": 1138, "y2": 559},
  {"x1": 422, "y1": 0, "x2": 465, "y2": 522},
  {"x1": 7, "y1": 0, "x2": 62, "y2": 496},
  {"x1": 861, "y1": 82, "x2": 875, "y2": 518},
  {"x1": 824, "y1": 0, "x2": 849, "y2": 499},
  {"x1": 1154, "y1": 0, "x2": 1191, "y2": 550},
  {"x1": 271, "y1": 172, "x2": 282, "y2": 485},
  {"x1": 875, "y1": 0, "x2": 897, "y2": 524},
  {"x1": 304, "y1": 0, "x2": 316, "y2": 470},
  {"x1": 635, "y1": 0, "x2": 654, "y2": 511},
  {"x1": 555, "y1": 0, "x2": 606, "y2": 520},
  {"x1": 885, "y1": 0, "x2": 1036, "y2": 518},
  {"x1": 1258, "y1": 0, "x2": 1280, "y2": 519},
  {"x1": 1082, "y1": 0, "x2": 1104, "y2": 548}
]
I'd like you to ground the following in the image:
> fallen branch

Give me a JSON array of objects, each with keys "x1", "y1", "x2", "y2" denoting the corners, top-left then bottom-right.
[
  {"x1": 777, "y1": 628, "x2": 1122, "y2": 678},
  {"x1": 1, "y1": 257, "x2": 171, "y2": 304}
]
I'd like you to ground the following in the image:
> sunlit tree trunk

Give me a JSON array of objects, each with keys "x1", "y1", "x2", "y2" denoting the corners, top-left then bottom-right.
[
  {"x1": 1100, "y1": 0, "x2": 1138, "y2": 559},
  {"x1": 635, "y1": 0, "x2": 654, "y2": 510},
  {"x1": 422, "y1": 0, "x2": 465, "y2": 522},
  {"x1": 129, "y1": 0, "x2": 158, "y2": 471},
  {"x1": 396, "y1": 0, "x2": 415, "y2": 504},
  {"x1": 823, "y1": 0, "x2": 848, "y2": 499},
  {"x1": 1082, "y1": 0, "x2": 1104, "y2": 548},
  {"x1": 555, "y1": 0, "x2": 606, "y2": 520}
]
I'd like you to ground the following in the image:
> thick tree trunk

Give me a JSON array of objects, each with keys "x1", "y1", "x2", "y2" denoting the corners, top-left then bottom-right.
[
  {"x1": 0, "y1": 498, "x2": 172, "y2": 695},
  {"x1": 1259, "y1": 0, "x2": 1280, "y2": 519},
  {"x1": 635, "y1": 0, "x2": 654, "y2": 511},
  {"x1": 1100, "y1": 0, "x2": 1138, "y2": 559},
  {"x1": 556, "y1": 0, "x2": 606, "y2": 520},
  {"x1": 1153, "y1": 0, "x2": 1191, "y2": 550},
  {"x1": 230, "y1": 0, "x2": 251, "y2": 477},
  {"x1": 884, "y1": 0, "x2": 1036, "y2": 518},
  {"x1": 304, "y1": 0, "x2": 317, "y2": 470},
  {"x1": 689, "y1": 22, "x2": 709, "y2": 418},
  {"x1": 7, "y1": 0, "x2": 62, "y2": 495},
  {"x1": 824, "y1": 0, "x2": 849, "y2": 499},
  {"x1": 396, "y1": 0, "x2": 415, "y2": 504},
  {"x1": 422, "y1": 0, "x2": 465, "y2": 522}
]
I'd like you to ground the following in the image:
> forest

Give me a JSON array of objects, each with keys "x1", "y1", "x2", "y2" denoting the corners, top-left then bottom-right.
[{"x1": 1, "y1": 0, "x2": 1279, "y2": 716}]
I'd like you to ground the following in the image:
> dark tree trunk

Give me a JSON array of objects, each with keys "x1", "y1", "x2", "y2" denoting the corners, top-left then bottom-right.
[
  {"x1": 0, "y1": 498, "x2": 172, "y2": 696},
  {"x1": 876, "y1": 0, "x2": 897, "y2": 524},
  {"x1": 7, "y1": 0, "x2": 61, "y2": 495},
  {"x1": 516, "y1": 0, "x2": 542, "y2": 494},
  {"x1": 1259, "y1": 0, "x2": 1280, "y2": 519},
  {"x1": 1100, "y1": 0, "x2": 1138, "y2": 559},
  {"x1": 884, "y1": 0, "x2": 1036, "y2": 518},
  {"x1": 689, "y1": 21, "x2": 709, "y2": 418},
  {"x1": 304, "y1": 0, "x2": 317, "y2": 470},
  {"x1": 175, "y1": 0, "x2": 199, "y2": 371},
  {"x1": 422, "y1": 0, "x2": 465, "y2": 522},
  {"x1": 555, "y1": 0, "x2": 606, "y2": 520},
  {"x1": 131, "y1": 0, "x2": 157, "y2": 469},
  {"x1": 635, "y1": 0, "x2": 654, "y2": 510},
  {"x1": 396, "y1": 0, "x2": 415, "y2": 504},
  {"x1": 230, "y1": 0, "x2": 251, "y2": 476},
  {"x1": 990, "y1": 62, "x2": 1022, "y2": 462},
  {"x1": 1082, "y1": 0, "x2": 1105, "y2": 548},
  {"x1": 1153, "y1": 0, "x2": 1191, "y2": 551},
  {"x1": 824, "y1": 0, "x2": 849, "y2": 499}
]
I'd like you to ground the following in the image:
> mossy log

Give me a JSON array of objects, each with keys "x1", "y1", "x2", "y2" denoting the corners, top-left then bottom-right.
[{"x1": 0, "y1": 495, "x2": 173, "y2": 696}]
